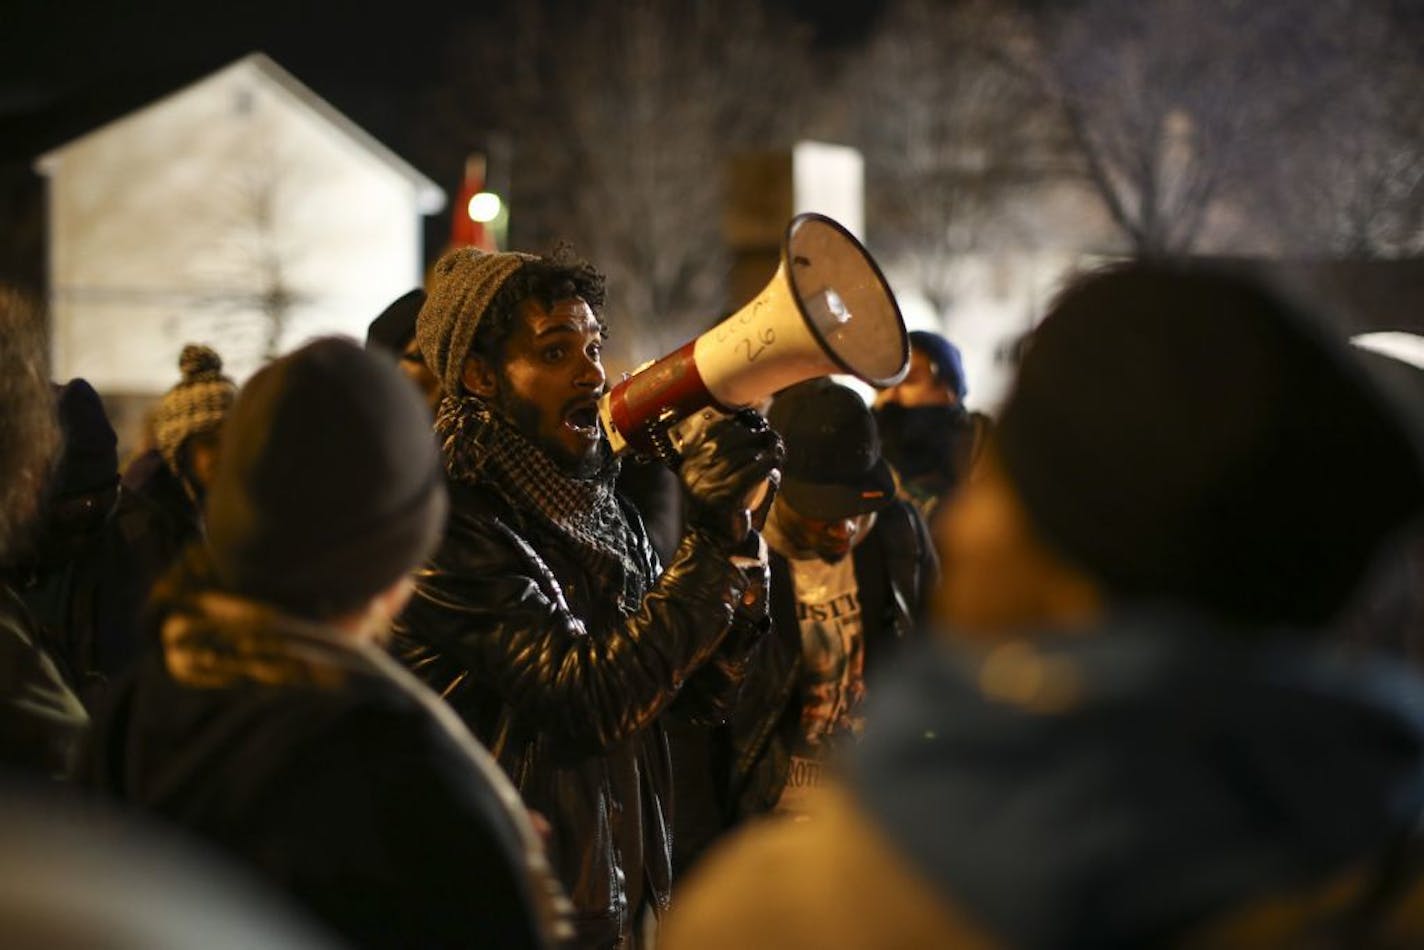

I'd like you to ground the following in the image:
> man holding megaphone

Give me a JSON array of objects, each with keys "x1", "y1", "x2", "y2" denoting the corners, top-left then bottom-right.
[{"x1": 392, "y1": 244, "x2": 784, "y2": 949}]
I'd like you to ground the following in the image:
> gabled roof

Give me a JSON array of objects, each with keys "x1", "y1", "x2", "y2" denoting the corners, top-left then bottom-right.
[{"x1": 34, "y1": 52, "x2": 445, "y2": 214}]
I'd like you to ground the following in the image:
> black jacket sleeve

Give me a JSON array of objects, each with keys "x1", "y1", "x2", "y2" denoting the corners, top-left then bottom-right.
[
  {"x1": 669, "y1": 543, "x2": 770, "y2": 726},
  {"x1": 395, "y1": 501, "x2": 753, "y2": 757}
]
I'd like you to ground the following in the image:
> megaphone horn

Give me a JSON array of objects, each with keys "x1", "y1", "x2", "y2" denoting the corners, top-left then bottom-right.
[{"x1": 598, "y1": 213, "x2": 909, "y2": 462}]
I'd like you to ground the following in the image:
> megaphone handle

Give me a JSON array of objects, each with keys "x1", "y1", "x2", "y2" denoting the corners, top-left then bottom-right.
[{"x1": 645, "y1": 425, "x2": 681, "y2": 469}]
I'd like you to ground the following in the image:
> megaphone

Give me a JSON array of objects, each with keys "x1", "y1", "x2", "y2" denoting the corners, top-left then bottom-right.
[{"x1": 599, "y1": 213, "x2": 909, "y2": 462}]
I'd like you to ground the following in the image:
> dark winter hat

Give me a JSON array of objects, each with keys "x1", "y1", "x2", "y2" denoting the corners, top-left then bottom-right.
[
  {"x1": 153, "y1": 344, "x2": 236, "y2": 478},
  {"x1": 910, "y1": 330, "x2": 968, "y2": 400},
  {"x1": 416, "y1": 247, "x2": 539, "y2": 394},
  {"x1": 995, "y1": 261, "x2": 1424, "y2": 629},
  {"x1": 365, "y1": 288, "x2": 426, "y2": 354},
  {"x1": 205, "y1": 337, "x2": 448, "y2": 619},
  {"x1": 768, "y1": 379, "x2": 897, "y2": 520},
  {"x1": 52, "y1": 378, "x2": 118, "y2": 497}
]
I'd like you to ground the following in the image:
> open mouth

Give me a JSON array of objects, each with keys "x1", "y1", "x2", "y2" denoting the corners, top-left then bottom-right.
[{"x1": 564, "y1": 403, "x2": 600, "y2": 437}]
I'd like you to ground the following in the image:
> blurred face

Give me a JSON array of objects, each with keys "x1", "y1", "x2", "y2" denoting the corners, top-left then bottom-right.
[
  {"x1": 184, "y1": 428, "x2": 223, "y2": 492},
  {"x1": 878, "y1": 349, "x2": 957, "y2": 409},
  {"x1": 463, "y1": 297, "x2": 607, "y2": 477},
  {"x1": 932, "y1": 448, "x2": 1102, "y2": 640},
  {"x1": 399, "y1": 336, "x2": 443, "y2": 413},
  {"x1": 773, "y1": 495, "x2": 871, "y2": 563}
]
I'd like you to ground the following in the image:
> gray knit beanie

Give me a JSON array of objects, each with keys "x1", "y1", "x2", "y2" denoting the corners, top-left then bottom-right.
[
  {"x1": 206, "y1": 337, "x2": 448, "y2": 618},
  {"x1": 154, "y1": 344, "x2": 237, "y2": 478},
  {"x1": 416, "y1": 247, "x2": 539, "y2": 394}
]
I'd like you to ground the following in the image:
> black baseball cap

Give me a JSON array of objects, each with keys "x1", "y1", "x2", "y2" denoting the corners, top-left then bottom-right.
[
  {"x1": 365, "y1": 289, "x2": 426, "y2": 354},
  {"x1": 768, "y1": 379, "x2": 897, "y2": 520}
]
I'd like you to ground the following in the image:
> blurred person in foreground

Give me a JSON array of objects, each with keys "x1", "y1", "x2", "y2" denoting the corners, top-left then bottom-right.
[
  {"x1": 873, "y1": 329, "x2": 983, "y2": 517},
  {"x1": 0, "y1": 288, "x2": 87, "y2": 778},
  {"x1": 87, "y1": 337, "x2": 568, "y2": 949},
  {"x1": 366, "y1": 288, "x2": 443, "y2": 413},
  {"x1": 393, "y1": 245, "x2": 782, "y2": 948},
  {"x1": 1339, "y1": 341, "x2": 1424, "y2": 666},
  {"x1": 663, "y1": 262, "x2": 1424, "y2": 949},
  {"x1": 0, "y1": 783, "x2": 338, "y2": 950}
]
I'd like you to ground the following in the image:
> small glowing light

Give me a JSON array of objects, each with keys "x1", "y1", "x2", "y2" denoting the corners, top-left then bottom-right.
[{"x1": 467, "y1": 191, "x2": 503, "y2": 223}]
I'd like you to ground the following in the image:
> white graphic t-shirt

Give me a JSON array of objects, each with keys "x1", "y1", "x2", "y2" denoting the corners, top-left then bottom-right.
[{"x1": 775, "y1": 553, "x2": 864, "y2": 818}]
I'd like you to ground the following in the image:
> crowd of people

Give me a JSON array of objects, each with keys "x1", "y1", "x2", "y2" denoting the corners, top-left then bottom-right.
[{"x1": 1, "y1": 247, "x2": 1422, "y2": 949}]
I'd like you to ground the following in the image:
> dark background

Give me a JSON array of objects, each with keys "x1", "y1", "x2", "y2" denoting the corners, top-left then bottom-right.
[
  {"x1": 0, "y1": 0, "x2": 882, "y2": 154},
  {"x1": 0, "y1": 0, "x2": 886, "y2": 289}
]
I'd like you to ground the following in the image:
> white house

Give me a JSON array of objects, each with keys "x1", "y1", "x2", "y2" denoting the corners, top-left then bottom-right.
[{"x1": 36, "y1": 52, "x2": 445, "y2": 393}]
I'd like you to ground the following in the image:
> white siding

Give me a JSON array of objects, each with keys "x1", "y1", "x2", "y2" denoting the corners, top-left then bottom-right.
[{"x1": 44, "y1": 58, "x2": 431, "y2": 392}]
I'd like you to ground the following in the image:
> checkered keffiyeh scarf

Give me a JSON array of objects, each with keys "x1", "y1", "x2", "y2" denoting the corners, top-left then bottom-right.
[
  {"x1": 154, "y1": 343, "x2": 236, "y2": 480},
  {"x1": 436, "y1": 394, "x2": 649, "y2": 613}
]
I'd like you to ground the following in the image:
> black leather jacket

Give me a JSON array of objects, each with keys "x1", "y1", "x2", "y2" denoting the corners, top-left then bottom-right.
[{"x1": 393, "y1": 480, "x2": 758, "y2": 948}]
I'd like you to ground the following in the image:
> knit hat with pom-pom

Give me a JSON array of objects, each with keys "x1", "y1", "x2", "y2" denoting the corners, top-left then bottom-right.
[{"x1": 154, "y1": 344, "x2": 237, "y2": 478}]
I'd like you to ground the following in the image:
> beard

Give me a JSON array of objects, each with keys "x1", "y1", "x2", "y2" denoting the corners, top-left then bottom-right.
[{"x1": 492, "y1": 385, "x2": 609, "y2": 480}]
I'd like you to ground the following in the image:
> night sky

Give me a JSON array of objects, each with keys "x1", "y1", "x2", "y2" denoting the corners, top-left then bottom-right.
[
  {"x1": 0, "y1": 0, "x2": 885, "y2": 287},
  {"x1": 2, "y1": 0, "x2": 885, "y2": 169}
]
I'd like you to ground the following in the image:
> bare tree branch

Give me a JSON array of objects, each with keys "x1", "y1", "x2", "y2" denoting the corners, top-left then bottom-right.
[
  {"x1": 847, "y1": 0, "x2": 1071, "y2": 315},
  {"x1": 1249, "y1": 0, "x2": 1424, "y2": 257},
  {"x1": 1030, "y1": 0, "x2": 1300, "y2": 256},
  {"x1": 431, "y1": 0, "x2": 814, "y2": 367}
]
